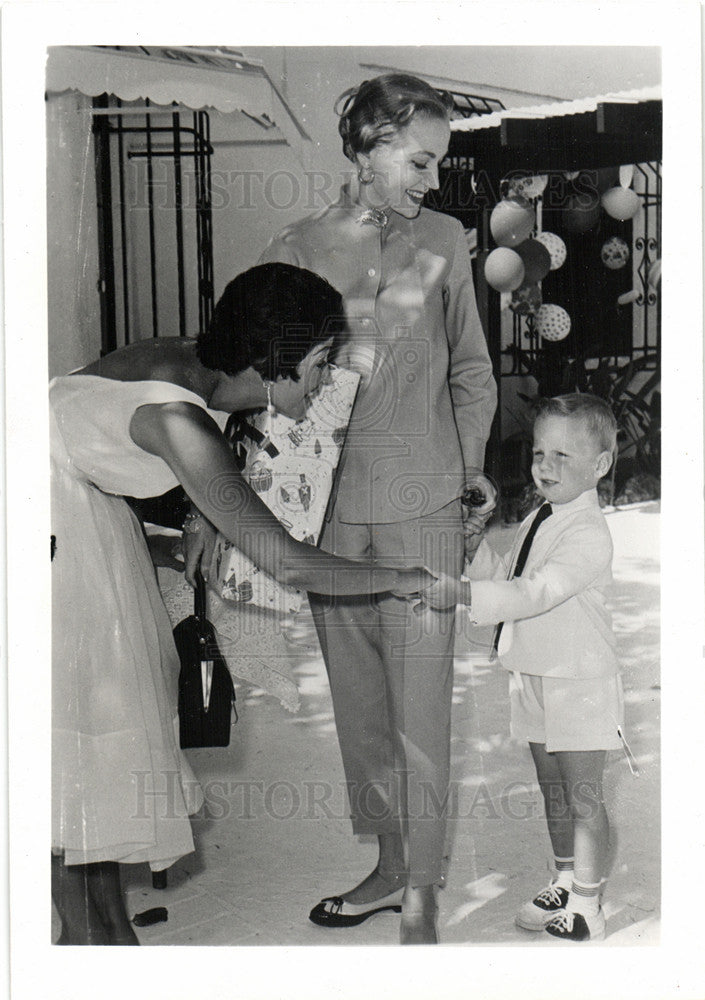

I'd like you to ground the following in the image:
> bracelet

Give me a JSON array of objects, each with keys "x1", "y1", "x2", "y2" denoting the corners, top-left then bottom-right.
[{"x1": 182, "y1": 511, "x2": 204, "y2": 535}]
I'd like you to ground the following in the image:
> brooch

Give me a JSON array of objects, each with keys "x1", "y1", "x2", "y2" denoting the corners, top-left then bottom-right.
[{"x1": 357, "y1": 207, "x2": 389, "y2": 229}]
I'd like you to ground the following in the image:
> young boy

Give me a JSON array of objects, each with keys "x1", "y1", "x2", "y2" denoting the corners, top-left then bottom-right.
[{"x1": 424, "y1": 394, "x2": 623, "y2": 942}]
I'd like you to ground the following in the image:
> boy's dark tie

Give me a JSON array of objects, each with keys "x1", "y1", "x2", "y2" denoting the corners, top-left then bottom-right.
[{"x1": 493, "y1": 502, "x2": 553, "y2": 652}]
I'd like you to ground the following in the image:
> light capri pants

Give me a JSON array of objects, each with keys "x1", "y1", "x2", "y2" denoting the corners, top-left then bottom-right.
[{"x1": 308, "y1": 498, "x2": 464, "y2": 888}]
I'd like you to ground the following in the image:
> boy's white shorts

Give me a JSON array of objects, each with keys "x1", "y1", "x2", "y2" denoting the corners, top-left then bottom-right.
[{"x1": 509, "y1": 670, "x2": 624, "y2": 752}]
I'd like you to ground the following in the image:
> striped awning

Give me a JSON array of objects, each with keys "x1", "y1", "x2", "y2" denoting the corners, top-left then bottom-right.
[
  {"x1": 451, "y1": 85, "x2": 662, "y2": 132},
  {"x1": 448, "y1": 85, "x2": 661, "y2": 173}
]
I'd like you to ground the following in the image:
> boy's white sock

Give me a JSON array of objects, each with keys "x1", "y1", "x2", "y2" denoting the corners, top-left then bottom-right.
[
  {"x1": 553, "y1": 856, "x2": 574, "y2": 890},
  {"x1": 566, "y1": 879, "x2": 601, "y2": 916}
]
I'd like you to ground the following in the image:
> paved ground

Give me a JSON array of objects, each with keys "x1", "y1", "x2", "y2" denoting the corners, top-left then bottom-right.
[{"x1": 114, "y1": 502, "x2": 660, "y2": 950}]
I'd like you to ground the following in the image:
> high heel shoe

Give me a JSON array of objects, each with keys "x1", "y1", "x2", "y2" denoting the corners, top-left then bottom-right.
[{"x1": 309, "y1": 887, "x2": 404, "y2": 928}]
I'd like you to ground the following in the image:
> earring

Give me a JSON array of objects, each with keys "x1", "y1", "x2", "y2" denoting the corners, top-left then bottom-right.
[
  {"x1": 358, "y1": 164, "x2": 375, "y2": 185},
  {"x1": 263, "y1": 379, "x2": 276, "y2": 437}
]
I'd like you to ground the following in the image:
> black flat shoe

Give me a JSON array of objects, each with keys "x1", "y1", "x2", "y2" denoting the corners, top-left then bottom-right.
[{"x1": 309, "y1": 888, "x2": 404, "y2": 928}]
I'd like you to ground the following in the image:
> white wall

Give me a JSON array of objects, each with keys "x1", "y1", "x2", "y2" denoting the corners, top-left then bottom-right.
[{"x1": 46, "y1": 92, "x2": 101, "y2": 377}]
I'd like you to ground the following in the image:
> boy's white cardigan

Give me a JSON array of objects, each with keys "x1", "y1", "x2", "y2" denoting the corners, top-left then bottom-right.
[{"x1": 466, "y1": 488, "x2": 619, "y2": 679}]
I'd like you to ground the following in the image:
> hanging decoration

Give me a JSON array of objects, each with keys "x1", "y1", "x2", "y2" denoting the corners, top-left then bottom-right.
[
  {"x1": 484, "y1": 247, "x2": 525, "y2": 292},
  {"x1": 506, "y1": 174, "x2": 549, "y2": 200},
  {"x1": 490, "y1": 195, "x2": 536, "y2": 247},
  {"x1": 601, "y1": 185, "x2": 641, "y2": 221},
  {"x1": 510, "y1": 281, "x2": 542, "y2": 316},
  {"x1": 534, "y1": 231, "x2": 567, "y2": 271},
  {"x1": 515, "y1": 239, "x2": 552, "y2": 283},
  {"x1": 618, "y1": 164, "x2": 635, "y2": 188},
  {"x1": 600, "y1": 236, "x2": 630, "y2": 270},
  {"x1": 536, "y1": 303, "x2": 571, "y2": 341}
]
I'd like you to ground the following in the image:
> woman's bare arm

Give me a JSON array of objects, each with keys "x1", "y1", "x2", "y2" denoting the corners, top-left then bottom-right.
[{"x1": 130, "y1": 401, "x2": 431, "y2": 596}]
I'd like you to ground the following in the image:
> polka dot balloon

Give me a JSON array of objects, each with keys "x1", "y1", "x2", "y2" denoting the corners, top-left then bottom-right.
[
  {"x1": 535, "y1": 231, "x2": 567, "y2": 271},
  {"x1": 601, "y1": 236, "x2": 630, "y2": 270},
  {"x1": 507, "y1": 174, "x2": 548, "y2": 200},
  {"x1": 536, "y1": 304, "x2": 571, "y2": 342}
]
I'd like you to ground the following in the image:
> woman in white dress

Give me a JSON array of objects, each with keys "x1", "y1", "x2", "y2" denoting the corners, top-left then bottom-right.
[{"x1": 51, "y1": 262, "x2": 433, "y2": 944}]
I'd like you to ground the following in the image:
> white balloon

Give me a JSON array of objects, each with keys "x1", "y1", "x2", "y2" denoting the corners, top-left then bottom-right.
[
  {"x1": 617, "y1": 289, "x2": 640, "y2": 305},
  {"x1": 601, "y1": 186, "x2": 641, "y2": 221},
  {"x1": 619, "y1": 164, "x2": 635, "y2": 189},
  {"x1": 484, "y1": 247, "x2": 525, "y2": 292},
  {"x1": 490, "y1": 197, "x2": 536, "y2": 247}
]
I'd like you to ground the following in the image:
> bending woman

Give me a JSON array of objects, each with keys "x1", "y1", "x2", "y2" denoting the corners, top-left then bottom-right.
[
  {"x1": 257, "y1": 74, "x2": 497, "y2": 943},
  {"x1": 51, "y1": 262, "x2": 432, "y2": 945}
]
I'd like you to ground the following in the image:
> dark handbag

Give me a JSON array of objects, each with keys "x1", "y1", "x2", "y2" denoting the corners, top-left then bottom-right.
[{"x1": 175, "y1": 571, "x2": 237, "y2": 748}]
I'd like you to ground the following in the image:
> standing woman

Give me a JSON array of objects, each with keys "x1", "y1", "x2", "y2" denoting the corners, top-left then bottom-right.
[{"x1": 259, "y1": 74, "x2": 497, "y2": 943}]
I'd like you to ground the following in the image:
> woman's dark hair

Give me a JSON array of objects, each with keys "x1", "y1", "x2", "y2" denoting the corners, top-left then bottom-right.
[
  {"x1": 336, "y1": 73, "x2": 454, "y2": 162},
  {"x1": 196, "y1": 262, "x2": 346, "y2": 381}
]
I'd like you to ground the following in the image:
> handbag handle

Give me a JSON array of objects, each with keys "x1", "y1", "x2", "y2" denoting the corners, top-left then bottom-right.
[{"x1": 194, "y1": 568, "x2": 207, "y2": 624}]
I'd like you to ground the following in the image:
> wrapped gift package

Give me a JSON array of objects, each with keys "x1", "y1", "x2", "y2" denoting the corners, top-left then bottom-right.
[{"x1": 213, "y1": 365, "x2": 360, "y2": 613}]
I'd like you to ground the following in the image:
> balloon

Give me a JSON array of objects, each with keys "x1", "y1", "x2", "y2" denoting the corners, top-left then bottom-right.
[
  {"x1": 619, "y1": 164, "x2": 635, "y2": 188},
  {"x1": 510, "y1": 281, "x2": 542, "y2": 316},
  {"x1": 484, "y1": 247, "x2": 525, "y2": 292},
  {"x1": 536, "y1": 304, "x2": 571, "y2": 342},
  {"x1": 535, "y1": 231, "x2": 567, "y2": 270},
  {"x1": 601, "y1": 186, "x2": 641, "y2": 221},
  {"x1": 490, "y1": 196, "x2": 536, "y2": 247},
  {"x1": 648, "y1": 259, "x2": 662, "y2": 288},
  {"x1": 562, "y1": 192, "x2": 601, "y2": 233},
  {"x1": 507, "y1": 173, "x2": 548, "y2": 200},
  {"x1": 601, "y1": 236, "x2": 630, "y2": 270},
  {"x1": 515, "y1": 238, "x2": 552, "y2": 283},
  {"x1": 618, "y1": 289, "x2": 640, "y2": 305}
]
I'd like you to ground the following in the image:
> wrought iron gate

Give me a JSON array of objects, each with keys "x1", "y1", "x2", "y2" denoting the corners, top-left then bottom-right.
[{"x1": 92, "y1": 95, "x2": 215, "y2": 355}]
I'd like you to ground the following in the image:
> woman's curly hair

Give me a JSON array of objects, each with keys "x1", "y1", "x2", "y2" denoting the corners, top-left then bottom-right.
[
  {"x1": 196, "y1": 262, "x2": 347, "y2": 381},
  {"x1": 336, "y1": 73, "x2": 453, "y2": 162}
]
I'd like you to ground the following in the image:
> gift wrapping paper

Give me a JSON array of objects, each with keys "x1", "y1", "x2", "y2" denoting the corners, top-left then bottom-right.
[{"x1": 213, "y1": 365, "x2": 360, "y2": 613}]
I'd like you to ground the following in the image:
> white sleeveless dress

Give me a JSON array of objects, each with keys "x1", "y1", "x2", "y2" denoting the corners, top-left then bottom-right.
[{"x1": 50, "y1": 375, "x2": 227, "y2": 869}]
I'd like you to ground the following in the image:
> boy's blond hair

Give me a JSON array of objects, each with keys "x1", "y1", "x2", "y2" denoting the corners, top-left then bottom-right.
[{"x1": 535, "y1": 393, "x2": 618, "y2": 455}]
